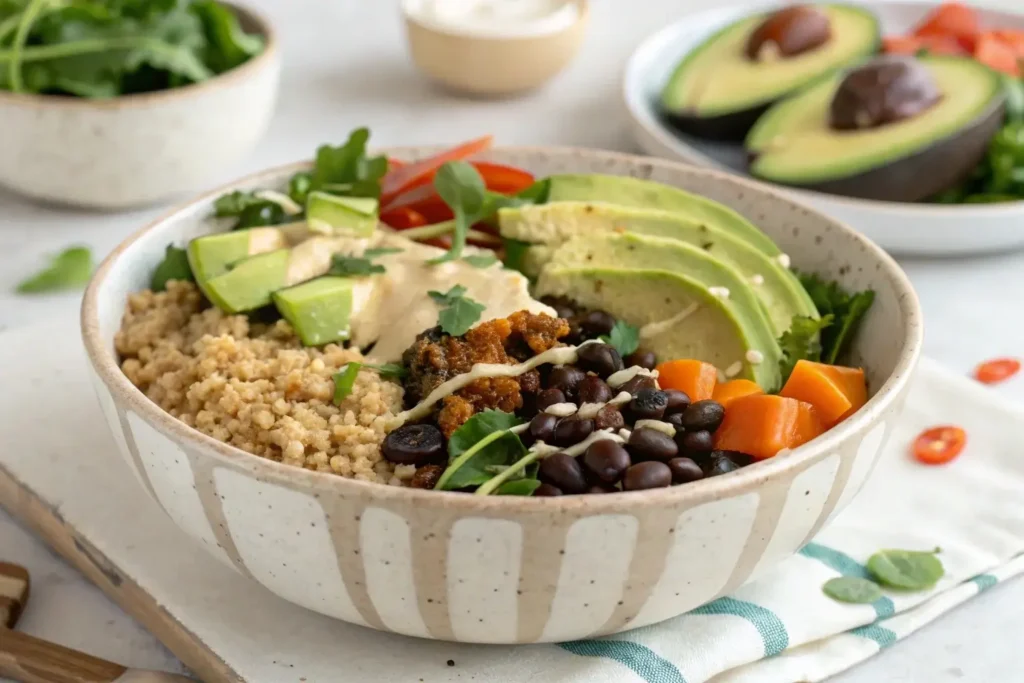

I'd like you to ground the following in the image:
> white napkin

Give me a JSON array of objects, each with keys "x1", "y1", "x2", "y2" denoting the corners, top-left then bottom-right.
[{"x1": 539, "y1": 357, "x2": 1024, "y2": 682}]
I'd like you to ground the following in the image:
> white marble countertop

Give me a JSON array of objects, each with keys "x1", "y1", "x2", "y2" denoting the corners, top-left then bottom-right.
[{"x1": 2, "y1": 0, "x2": 1023, "y2": 681}]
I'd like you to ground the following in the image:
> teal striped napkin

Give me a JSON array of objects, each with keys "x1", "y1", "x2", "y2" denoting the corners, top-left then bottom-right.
[{"x1": 445, "y1": 358, "x2": 1024, "y2": 682}]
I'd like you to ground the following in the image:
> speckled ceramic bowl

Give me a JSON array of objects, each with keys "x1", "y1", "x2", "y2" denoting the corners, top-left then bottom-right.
[
  {"x1": 81, "y1": 147, "x2": 922, "y2": 644},
  {"x1": 0, "y1": 4, "x2": 279, "y2": 210}
]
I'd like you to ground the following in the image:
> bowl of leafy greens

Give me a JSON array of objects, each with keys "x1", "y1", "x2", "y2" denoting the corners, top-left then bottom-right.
[{"x1": 0, "y1": 0, "x2": 278, "y2": 209}]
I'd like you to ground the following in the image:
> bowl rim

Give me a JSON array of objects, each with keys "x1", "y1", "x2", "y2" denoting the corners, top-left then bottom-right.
[
  {"x1": 0, "y1": 2, "x2": 278, "y2": 110},
  {"x1": 81, "y1": 145, "x2": 923, "y2": 513},
  {"x1": 622, "y1": 0, "x2": 1024, "y2": 215}
]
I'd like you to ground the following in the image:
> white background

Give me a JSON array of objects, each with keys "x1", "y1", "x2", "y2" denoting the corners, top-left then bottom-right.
[{"x1": 2, "y1": 0, "x2": 1023, "y2": 681}]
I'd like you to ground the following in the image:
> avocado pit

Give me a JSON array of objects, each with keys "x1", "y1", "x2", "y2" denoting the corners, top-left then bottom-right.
[
  {"x1": 745, "y1": 5, "x2": 832, "y2": 62},
  {"x1": 830, "y1": 56, "x2": 942, "y2": 131}
]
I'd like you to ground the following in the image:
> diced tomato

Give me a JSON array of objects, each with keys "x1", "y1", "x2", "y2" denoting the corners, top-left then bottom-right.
[
  {"x1": 883, "y1": 34, "x2": 968, "y2": 56},
  {"x1": 973, "y1": 357, "x2": 1021, "y2": 385},
  {"x1": 914, "y1": 2, "x2": 981, "y2": 51},
  {"x1": 912, "y1": 425, "x2": 966, "y2": 465},
  {"x1": 471, "y1": 162, "x2": 535, "y2": 195},
  {"x1": 975, "y1": 33, "x2": 1021, "y2": 75},
  {"x1": 379, "y1": 206, "x2": 428, "y2": 230},
  {"x1": 380, "y1": 135, "x2": 493, "y2": 205}
]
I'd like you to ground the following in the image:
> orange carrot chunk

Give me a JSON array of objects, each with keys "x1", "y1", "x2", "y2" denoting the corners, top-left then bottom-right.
[
  {"x1": 714, "y1": 394, "x2": 824, "y2": 461},
  {"x1": 712, "y1": 379, "x2": 764, "y2": 409},
  {"x1": 779, "y1": 360, "x2": 867, "y2": 427},
  {"x1": 656, "y1": 359, "x2": 718, "y2": 401}
]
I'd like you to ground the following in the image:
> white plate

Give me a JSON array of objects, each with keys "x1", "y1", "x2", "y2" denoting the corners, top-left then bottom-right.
[{"x1": 623, "y1": 0, "x2": 1024, "y2": 257}]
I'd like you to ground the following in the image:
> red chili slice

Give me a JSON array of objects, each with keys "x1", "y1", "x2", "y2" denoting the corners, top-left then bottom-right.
[
  {"x1": 974, "y1": 357, "x2": 1021, "y2": 385},
  {"x1": 912, "y1": 425, "x2": 966, "y2": 465}
]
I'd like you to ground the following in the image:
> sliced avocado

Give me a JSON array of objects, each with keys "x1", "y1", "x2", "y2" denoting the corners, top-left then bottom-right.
[
  {"x1": 273, "y1": 276, "x2": 355, "y2": 346},
  {"x1": 536, "y1": 267, "x2": 779, "y2": 389},
  {"x1": 544, "y1": 174, "x2": 779, "y2": 256},
  {"x1": 187, "y1": 228, "x2": 288, "y2": 284},
  {"x1": 547, "y1": 234, "x2": 782, "y2": 375},
  {"x1": 498, "y1": 202, "x2": 817, "y2": 331},
  {"x1": 661, "y1": 4, "x2": 880, "y2": 140},
  {"x1": 306, "y1": 192, "x2": 378, "y2": 236},
  {"x1": 202, "y1": 249, "x2": 290, "y2": 314},
  {"x1": 747, "y1": 55, "x2": 1005, "y2": 201}
]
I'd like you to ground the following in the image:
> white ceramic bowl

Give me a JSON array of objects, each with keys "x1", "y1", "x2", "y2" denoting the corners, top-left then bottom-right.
[
  {"x1": 624, "y1": 0, "x2": 1024, "y2": 257},
  {"x1": 82, "y1": 147, "x2": 922, "y2": 644},
  {"x1": 0, "y1": 4, "x2": 280, "y2": 210}
]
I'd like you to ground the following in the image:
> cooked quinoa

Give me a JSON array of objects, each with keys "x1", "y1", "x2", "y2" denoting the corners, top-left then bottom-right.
[{"x1": 116, "y1": 281, "x2": 407, "y2": 485}]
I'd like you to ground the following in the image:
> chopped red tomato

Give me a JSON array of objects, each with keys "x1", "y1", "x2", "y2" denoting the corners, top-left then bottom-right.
[
  {"x1": 914, "y1": 3, "x2": 981, "y2": 51},
  {"x1": 974, "y1": 357, "x2": 1021, "y2": 384},
  {"x1": 883, "y1": 34, "x2": 968, "y2": 56},
  {"x1": 912, "y1": 425, "x2": 967, "y2": 465},
  {"x1": 380, "y1": 135, "x2": 493, "y2": 205},
  {"x1": 380, "y1": 206, "x2": 428, "y2": 230},
  {"x1": 975, "y1": 32, "x2": 1021, "y2": 75}
]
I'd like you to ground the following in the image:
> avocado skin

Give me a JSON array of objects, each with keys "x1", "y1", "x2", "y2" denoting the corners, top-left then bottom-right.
[
  {"x1": 752, "y1": 98, "x2": 1005, "y2": 202},
  {"x1": 663, "y1": 103, "x2": 772, "y2": 142}
]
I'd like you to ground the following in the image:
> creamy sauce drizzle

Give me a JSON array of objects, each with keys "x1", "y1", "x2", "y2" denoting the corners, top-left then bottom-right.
[
  {"x1": 576, "y1": 391, "x2": 631, "y2": 419},
  {"x1": 639, "y1": 303, "x2": 700, "y2": 340},
  {"x1": 607, "y1": 366, "x2": 659, "y2": 389},
  {"x1": 633, "y1": 419, "x2": 677, "y2": 437}
]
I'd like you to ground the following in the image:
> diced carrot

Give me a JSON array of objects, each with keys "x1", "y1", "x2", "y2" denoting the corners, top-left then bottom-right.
[
  {"x1": 712, "y1": 379, "x2": 764, "y2": 409},
  {"x1": 882, "y1": 34, "x2": 967, "y2": 56},
  {"x1": 714, "y1": 394, "x2": 824, "y2": 461},
  {"x1": 975, "y1": 33, "x2": 1021, "y2": 75},
  {"x1": 913, "y1": 2, "x2": 981, "y2": 51},
  {"x1": 656, "y1": 359, "x2": 718, "y2": 401},
  {"x1": 779, "y1": 360, "x2": 867, "y2": 427},
  {"x1": 379, "y1": 206, "x2": 428, "y2": 230},
  {"x1": 380, "y1": 135, "x2": 494, "y2": 205}
]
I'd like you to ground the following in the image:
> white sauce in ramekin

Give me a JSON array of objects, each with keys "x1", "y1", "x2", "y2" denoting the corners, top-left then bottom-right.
[{"x1": 403, "y1": 0, "x2": 579, "y2": 38}]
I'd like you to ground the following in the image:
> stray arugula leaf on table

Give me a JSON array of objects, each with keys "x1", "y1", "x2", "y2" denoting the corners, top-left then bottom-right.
[
  {"x1": 822, "y1": 576, "x2": 883, "y2": 604},
  {"x1": 429, "y1": 285, "x2": 486, "y2": 336},
  {"x1": 151, "y1": 244, "x2": 193, "y2": 291},
  {"x1": 867, "y1": 549, "x2": 945, "y2": 591},
  {"x1": 16, "y1": 245, "x2": 93, "y2": 294},
  {"x1": 798, "y1": 273, "x2": 875, "y2": 364},
  {"x1": 601, "y1": 320, "x2": 640, "y2": 357},
  {"x1": 437, "y1": 410, "x2": 527, "y2": 491}
]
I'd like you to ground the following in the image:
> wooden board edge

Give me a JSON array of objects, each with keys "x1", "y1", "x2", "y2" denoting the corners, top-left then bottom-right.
[{"x1": 0, "y1": 461, "x2": 242, "y2": 683}]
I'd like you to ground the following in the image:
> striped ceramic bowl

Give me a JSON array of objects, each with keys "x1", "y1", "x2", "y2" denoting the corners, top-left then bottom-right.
[{"x1": 81, "y1": 147, "x2": 922, "y2": 644}]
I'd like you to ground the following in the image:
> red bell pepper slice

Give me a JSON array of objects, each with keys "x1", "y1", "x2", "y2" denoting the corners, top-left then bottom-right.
[{"x1": 380, "y1": 135, "x2": 494, "y2": 206}]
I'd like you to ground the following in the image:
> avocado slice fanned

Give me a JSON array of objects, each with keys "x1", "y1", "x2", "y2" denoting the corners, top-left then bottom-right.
[
  {"x1": 660, "y1": 4, "x2": 880, "y2": 140},
  {"x1": 746, "y1": 56, "x2": 1006, "y2": 201},
  {"x1": 536, "y1": 267, "x2": 780, "y2": 389}
]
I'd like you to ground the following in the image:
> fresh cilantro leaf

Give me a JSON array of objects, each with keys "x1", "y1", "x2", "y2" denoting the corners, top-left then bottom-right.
[
  {"x1": 601, "y1": 320, "x2": 640, "y2": 357},
  {"x1": 777, "y1": 314, "x2": 833, "y2": 384},
  {"x1": 310, "y1": 127, "x2": 388, "y2": 198},
  {"x1": 798, "y1": 272, "x2": 876, "y2": 364},
  {"x1": 213, "y1": 190, "x2": 263, "y2": 216},
  {"x1": 16, "y1": 246, "x2": 93, "y2": 294},
  {"x1": 328, "y1": 248, "x2": 399, "y2": 277},
  {"x1": 362, "y1": 362, "x2": 408, "y2": 379},
  {"x1": 151, "y1": 244, "x2": 193, "y2": 291},
  {"x1": 332, "y1": 362, "x2": 362, "y2": 404},
  {"x1": 428, "y1": 285, "x2": 467, "y2": 306},
  {"x1": 428, "y1": 285, "x2": 485, "y2": 336},
  {"x1": 429, "y1": 161, "x2": 487, "y2": 264},
  {"x1": 438, "y1": 410, "x2": 525, "y2": 490},
  {"x1": 463, "y1": 254, "x2": 498, "y2": 268}
]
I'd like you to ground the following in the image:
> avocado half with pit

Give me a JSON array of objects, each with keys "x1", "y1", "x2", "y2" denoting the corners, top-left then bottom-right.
[
  {"x1": 746, "y1": 55, "x2": 1006, "y2": 202},
  {"x1": 661, "y1": 4, "x2": 880, "y2": 141}
]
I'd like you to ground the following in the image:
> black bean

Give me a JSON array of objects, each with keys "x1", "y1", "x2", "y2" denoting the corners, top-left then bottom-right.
[
  {"x1": 548, "y1": 366, "x2": 586, "y2": 397},
  {"x1": 538, "y1": 453, "x2": 589, "y2": 494},
  {"x1": 536, "y1": 387, "x2": 567, "y2": 412},
  {"x1": 704, "y1": 451, "x2": 742, "y2": 477},
  {"x1": 594, "y1": 405, "x2": 625, "y2": 431},
  {"x1": 587, "y1": 483, "x2": 618, "y2": 494},
  {"x1": 582, "y1": 440, "x2": 631, "y2": 484},
  {"x1": 680, "y1": 400, "x2": 726, "y2": 432},
  {"x1": 577, "y1": 375, "x2": 613, "y2": 404},
  {"x1": 577, "y1": 310, "x2": 616, "y2": 337},
  {"x1": 553, "y1": 418, "x2": 595, "y2": 447},
  {"x1": 540, "y1": 295, "x2": 577, "y2": 321},
  {"x1": 664, "y1": 413, "x2": 685, "y2": 431},
  {"x1": 624, "y1": 349, "x2": 658, "y2": 370},
  {"x1": 627, "y1": 389, "x2": 669, "y2": 421},
  {"x1": 534, "y1": 483, "x2": 563, "y2": 497},
  {"x1": 410, "y1": 464, "x2": 444, "y2": 489},
  {"x1": 382, "y1": 424, "x2": 445, "y2": 466},
  {"x1": 528, "y1": 413, "x2": 558, "y2": 444},
  {"x1": 663, "y1": 389, "x2": 691, "y2": 416},
  {"x1": 576, "y1": 343, "x2": 623, "y2": 377},
  {"x1": 623, "y1": 461, "x2": 672, "y2": 491},
  {"x1": 618, "y1": 374, "x2": 657, "y2": 395},
  {"x1": 667, "y1": 457, "x2": 704, "y2": 485},
  {"x1": 626, "y1": 427, "x2": 678, "y2": 462},
  {"x1": 564, "y1": 324, "x2": 585, "y2": 346},
  {"x1": 677, "y1": 429, "x2": 714, "y2": 456}
]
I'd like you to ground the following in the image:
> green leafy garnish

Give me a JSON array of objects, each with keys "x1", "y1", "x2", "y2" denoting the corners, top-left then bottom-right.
[
  {"x1": 437, "y1": 410, "x2": 526, "y2": 491},
  {"x1": 332, "y1": 363, "x2": 362, "y2": 404},
  {"x1": 601, "y1": 320, "x2": 640, "y2": 357},
  {"x1": 777, "y1": 314, "x2": 833, "y2": 382},
  {"x1": 362, "y1": 362, "x2": 408, "y2": 380},
  {"x1": 151, "y1": 244, "x2": 193, "y2": 291},
  {"x1": 16, "y1": 246, "x2": 93, "y2": 294},
  {"x1": 799, "y1": 273, "x2": 875, "y2": 364},
  {"x1": 429, "y1": 161, "x2": 487, "y2": 264},
  {"x1": 327, "y1": 247, "x2": 400, "y2": 277},
  {"x1": 428, "y1": 285, "x2": 486, "y2": 337},
  {"x1": 190, "y1": 0, "x2": 263, "y2": 73},
  {"x1": 867, "y1": 549, "x2": 945, "y2": 591},
  {"x1": 213, "y1": 190, "x2": 263, "y2": 216},
  {"x1": 213, "y1": 190, "x2": 288, "y2": 229},
  {"x1": 463, "y1": 254, "x2": 498, "y2": 268},
  {"x1": 822, "y1": 576, "x2": 883, "y2": 604},
  {"x1": 309, "y1": 127, "x2": 388, "y2": 198},
  {"x1": 288, "y1": 172, "x2": 313, "y2": 205},
  {"x1": 928, "y1": 117, "x2": 1024, "y2": 204},
  {"x1": 495, "y1": 478, "x2": 542, "y2": 496}
]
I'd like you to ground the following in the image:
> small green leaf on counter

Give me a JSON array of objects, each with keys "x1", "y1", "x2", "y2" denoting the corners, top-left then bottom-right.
[
  {"x1": 601, "y1": 320, "x2": 640, "y2": 357},
  {"x1": 798, "y1": 273, "x2": 875, "y2": 364},
  {"x1": 362, "y1": 362, "x2": 408, "y2": 380},
  {"x1": 16, "y1": 246, "x2": 93, "y2": 294},
  {"x1": 463, "y1": 254, "x2": 498, "y2": 268},
  {"x1": 778, "y1": 314, "x2": 834, "y2": 384},
  {"x1": 332, "y1": 362, "x2": 362, "y2": 404},
  {"x1": 429, "y1": 285, "x2": 486, "y2": 336},
  {"x1": 867, "y1": 549, "x2": 945, "y2": 591},
  {"x1": 429, "y1": 161, "x2": 488, "y2": 265},
  {"x1": 438, "y1": 410, "x2": 525, "y2": 491},
  {"x1": 822, "y1": 576, "x2": 883, "y2": 604},
  {"x1": 151, "y1": 244, "x2": 194, "y2": 291}
]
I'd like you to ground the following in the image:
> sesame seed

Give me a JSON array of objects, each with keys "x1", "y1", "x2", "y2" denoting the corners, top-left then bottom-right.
[
  {"x1": 777, "y1": 253, "x2": 791, "y2": 268},
  {"x1": 709, "y1": 286, "x2": 730, "y2": 299},
  {"x1": 750, "y1": 274, "x2": 765, "y2": 286},
  {"x1": 745, "y1": 349, "x2": 764, "y2": 364},
  {"x1": 725, "y1": 361, "x2": 744, "y2": 378}
]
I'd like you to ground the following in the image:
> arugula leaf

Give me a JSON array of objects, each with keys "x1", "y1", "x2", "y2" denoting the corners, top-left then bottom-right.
[
  {"x1": 601, "y1": 320, "x2": 640, "y2": 357},
  {"x1": 778, "y1": 314, "x2": 833, "y2": 383},
  {"x1": 332, "y1": 363, "x2": 362, "y2": 404},
  {"x1": 462, "y1": 254, "x2": 498, "y2": 268},
  {"x1": 151, "y1": 244, "x2": 193, "y2": 291},
  {"x1": 429, "y1": 161, "x2": 487, "y2": 264},
  {"x1": 310, "y1": 127, "x2": 388, "y2": 199},
  {"x1": 428, "y1": 285, "x2": 485, "y2": 336},
  {"x1": 438, "y1": 410, "x2": 525, "y2": 490},
  {"x1": 798, "y1": 273, "x2": 876, "y2": 364},
  {"x1": 16, "y1": 246, "x2": 93, "y2": 294},
  {"x1": 190, "y1": 0, "x2": 262, "y2": 72},
  {"x1": 328, "y1": 248, "x2": 400, "y2": 277}
]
